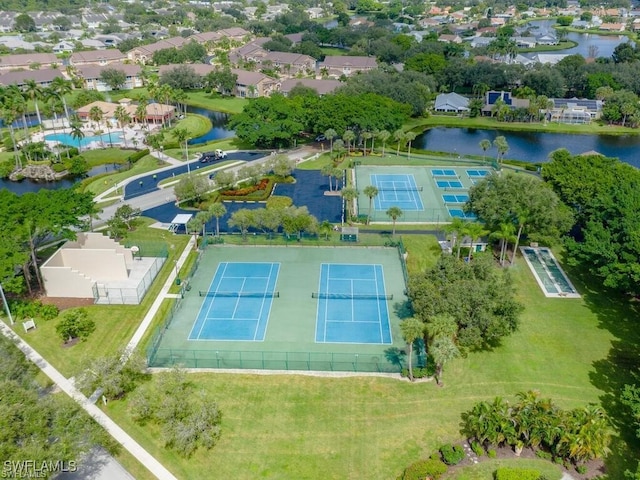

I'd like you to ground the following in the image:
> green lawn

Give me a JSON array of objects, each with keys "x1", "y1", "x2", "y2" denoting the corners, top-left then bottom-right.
[
  {"x1": 100, "y1": 236, "x2": 640, "y2": 480},
  {"x1": 443, "y1": 458, "x2": 563, "y2": 479},
  {"x1": 164, "y1": 114, "x2": 212, "y2": 143},
  {"x1": 81, "y1": 148, "x2": 137, "y2": 167},
  {"x1": 12, "y1": 219, "x2": 190, "y2": 377},
  {"x1": 83, "y1": 155, "x2": 167, "y2": 196},
  {"x1": 185, "y1": 92, "x2": 247, "y2": 114}
]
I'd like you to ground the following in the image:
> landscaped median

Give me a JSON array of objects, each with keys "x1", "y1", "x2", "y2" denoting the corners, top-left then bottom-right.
[{"x1": 156, "y1": 160, "x2": 242, "y2": 188}]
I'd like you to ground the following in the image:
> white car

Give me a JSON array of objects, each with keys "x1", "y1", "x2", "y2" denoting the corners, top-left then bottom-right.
[{"x1": 214, "y1": 149, "x2": 227, "y2": 159}]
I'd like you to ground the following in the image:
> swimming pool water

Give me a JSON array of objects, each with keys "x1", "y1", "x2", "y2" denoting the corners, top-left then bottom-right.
[{"x1": 45, "y1": 131, "x2": 124, "y2": 148}]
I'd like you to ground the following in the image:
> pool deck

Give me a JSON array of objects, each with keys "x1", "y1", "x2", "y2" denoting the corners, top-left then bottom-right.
[{"x1": 520, "y1": 247, "x2": 581, "y2": 299}]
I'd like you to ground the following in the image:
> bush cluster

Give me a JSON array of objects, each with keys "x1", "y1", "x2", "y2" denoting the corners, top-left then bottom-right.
[
  {"x1": 11, "y1": 300, "x2": 59, "y2": 321},
  {"x1": 399, "y1": 459, "x2": 447, "y2": 480},
  {"x1": 439, "y1": 444, "x2": 465, "y2": 465},
  {"x1": 128, "y1": 148, "x2": 150, "y2": 163},
  {"x1": 494, "y1": 467, "x2": 542, "y2": 480},
  {"x1": 400, "y1": 366, "x2": 433, "y2": 379},
  {"x1": 221, "y1": 178, "x2": 270, "y2": 197}
]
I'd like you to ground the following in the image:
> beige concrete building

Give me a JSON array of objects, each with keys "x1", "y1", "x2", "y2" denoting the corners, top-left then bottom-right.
[
  {"x1": 41, "y1": 233, "x2": 165, "y2": 304},
  {"x1": 318, "y1": 56, "x2": 378, "y2": 79}
]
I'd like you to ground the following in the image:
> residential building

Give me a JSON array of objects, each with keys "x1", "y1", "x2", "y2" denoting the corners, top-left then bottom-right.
[
  {"x1": 548, "y1": 98, "x2": 603, "y2": 124},
  {"x1": 0, "y1": 53, "x2": 59, "y2": 71},
  {"x1": 482, "y1": 90, "x2": 529, "y2": 115},
  {"x1": 52, "y1": 41, "x2": 75, "y2": 53},
  {"x1": 0, "y1": 68, "x2": 64, "y2": 88},
  {"x1": 71, "y1": 49, "x2": 126, "y2": 66},
  {"x1": 231, "y1": 69, "x2": 279, "y2": 97},
  {"x1": 280, "y1": 78, "x2": 341, "y2": 96},
  {"x1": 438, "y1": 34, "x2": 463, "y2": 44},
  {"x1": 262, "y1": 52, "x2": 316, "y2": 77},
  {"x1": 75, "y1": 100, "x2": 175, "y2": 125},
  {"x1": 75, "y1": 63, "x2": 143, "y2": 91},
  {"x1": 318, "y1": 56, "x2": 378, "y2": 79},
  {"x1": 127, "y1": 37, "x2": 188, "y2": 63},
  {"x1": 514, "y1": 37, "x2": 537, "y2": 48},
  {"x1": 434, "y1": 92, "x2": 470, "y2": 113}
]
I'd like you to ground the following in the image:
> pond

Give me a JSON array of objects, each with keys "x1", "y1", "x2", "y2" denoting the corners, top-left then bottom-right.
[
  {"x1": 525, "y1": 20, "x2": 632, "y2": 58},
  {"x1": 414, "y1": 127, "x2": 640, "y2": 168},
  {"x1": 186, "y1": 106, "x2": 235, "y2": 145}
]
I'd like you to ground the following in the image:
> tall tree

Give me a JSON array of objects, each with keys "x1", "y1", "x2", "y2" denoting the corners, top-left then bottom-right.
[
  {"x1": 363, "y1": 185, "x2": 379, "y2": 224},
  {"x1": 342, "y1": 130, "x2": 355, "y2": 156},
  {"x1": 341, "y1": 187, "x2": 358, "y2": 220},
  {"x1": 23, "y1": 79, "x2": 44, "y2": 129},
  {"x1": 479, "y1": 139, "x2": 491, "y2": 163},
  {"x1": 208, "y1": 202, "x2": 227, "y2": 237},
  {"x1": 324, "y1": 128, "x2": 337, "y2": 155},
  {"x1": 386, "y1": 206, "x2": 403, "y2": 236},
  {"x1": 493, "y1": 136, "x2": 509, "y2": 164},
  {"x1": 400, "y1": 318, "x2": 424, "y2": 382},
  {"x1": 377, "y1": 129, "x2": 390, "y2": 156},
  {"x1": 430, "y1": 336, "x2": 459, "y2": 387}
]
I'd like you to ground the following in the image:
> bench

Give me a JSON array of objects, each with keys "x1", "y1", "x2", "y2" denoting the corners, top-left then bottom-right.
[{"x1": 22, "y1": 319, "x2": 36, "y2": 333}]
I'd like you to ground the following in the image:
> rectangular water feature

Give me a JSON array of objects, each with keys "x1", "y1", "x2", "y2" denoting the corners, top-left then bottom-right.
[{"x1": 520, "y1": 247, "x2": 580, "y2": 298}]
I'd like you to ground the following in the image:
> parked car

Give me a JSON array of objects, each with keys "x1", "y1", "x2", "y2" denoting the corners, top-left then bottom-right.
[
  {"x1": 315, "y1": 134, "x2": 326, "y2": 142},
  {"x1": 214, "y1": 149, "x2": 227, "y2": 159}
]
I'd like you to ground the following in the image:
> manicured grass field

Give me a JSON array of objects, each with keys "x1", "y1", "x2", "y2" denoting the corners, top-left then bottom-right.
[
  {"x1": 164, "y1": 114, "x2": 212, "y2": 143},
  {"x1": 184, "y1": 92, "x2": 248, "y2": 114},
  {"x1": 83, "y1": 155, "x2": 167, "y2": 196},
  {"x1": 101, "y1": 235, "x2": 640, "y2": 479}
]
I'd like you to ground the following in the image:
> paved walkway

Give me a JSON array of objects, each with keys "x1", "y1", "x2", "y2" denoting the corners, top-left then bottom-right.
[{"x1": 0, "y1": 320, "x2": 178, "y2": 480}]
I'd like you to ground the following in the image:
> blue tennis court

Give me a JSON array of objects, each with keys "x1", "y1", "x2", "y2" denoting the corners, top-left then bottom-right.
[
  {"x1": 189, "y1": 262, "x2": 280, "y2": 341},
  {"x1": 467, "y1": 169, "x2": 490, "y2": 178},
  {"x1": 315, "y1": 264, "x2": 392, "y2": 344},
  {"x1": 371, "y1": 174, "x2": 424, "y2": 211},
  {"x1": 442, "y1": 194, "x2": 469, "y2": 204},
  {"x1": 431, "y1": 168, "x2": 457, "y2": 177},
  {"x1": 436, "y1": 180, "x2": 464, "y2": 189},
  {"x1": 448, "y1": 208, "x2": 477, "y2": 220}
]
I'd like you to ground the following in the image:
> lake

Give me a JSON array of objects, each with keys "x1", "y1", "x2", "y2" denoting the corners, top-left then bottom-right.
[
  {"x1": 415, "y1": 127, "x2": 640, "y2": 167},
  {"x1": 186, "y1": 106, "x2": 235, "y2": 145}
]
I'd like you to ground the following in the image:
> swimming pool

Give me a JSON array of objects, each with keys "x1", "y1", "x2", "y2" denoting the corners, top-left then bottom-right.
[
  {"x1": 45, "y1": 131, "x2": 124, "y2": 148},
  {"x1": 520, "y1": 247, "x2": 580, "y2": 298}
]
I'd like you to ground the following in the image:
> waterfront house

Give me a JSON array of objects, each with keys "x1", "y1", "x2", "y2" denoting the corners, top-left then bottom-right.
[{"x1": 434, "y1": 92, "x2": 470, "y2": 113}]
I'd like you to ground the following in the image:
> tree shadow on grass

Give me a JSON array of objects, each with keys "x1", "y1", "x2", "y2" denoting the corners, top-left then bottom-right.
[{"x1": 562, "y1": 259, "x2": 640, "y2": 477}]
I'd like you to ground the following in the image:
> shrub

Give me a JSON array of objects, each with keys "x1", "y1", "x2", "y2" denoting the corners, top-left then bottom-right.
[
  {"x1": 439, "y1": 444, "x2": 465, "y2": 465},
  {"x1": 401, "y1": 459, "x2": 447, "y2": 480},
  {"x1": 576, "y1": 465, "x2": 587, "y2": 475},
  {"x1": 487, "y1": 449, "x2": 497, "y2": 458},
  {"x1": 127, "y1": 148, "x2": 150, "y2": 163},
  {"x1": 0, "y1": 160, "x2": 14, "y2": 178},
  {"x1": 39, "y1": 304, "x2": 59, "y2": 321},
  {"x1": 400, "y1": 367, "x2": 431, "y2": 379},
  {"x1": 55, "y1": 308, "x2": 95, "y2": 343},
  {"x1": 161, "y1": 141, "x2": 180, "y2": 150},
  {"x1": 266, "y1": 195, "x2": 293, "y2": 209},
  {"x1": 471, "y1": 441, "x2": 484, "y2": 457},
  {"x1": 494, "y1": 467, "x2": 541, "y2": 480},
  {"x1": 535, "y1": 449, "x2": 552, "y2": 460},
  {"x1": 51, "y1": 162, "x2": 67, "y2": 173},
  {"x1": 10, "y1": 300, "x2": 58, "y2": 321}
]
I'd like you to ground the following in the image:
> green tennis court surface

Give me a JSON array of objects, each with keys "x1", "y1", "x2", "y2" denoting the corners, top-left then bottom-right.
[
  {"x1": 149, "y1": 245, "x2": 407, "y2": 372},
  {"x1": 355, "y1": 165, "x2": 494, "y2": 223}
]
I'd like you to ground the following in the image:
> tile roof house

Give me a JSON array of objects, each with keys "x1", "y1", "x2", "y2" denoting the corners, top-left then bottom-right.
[
  {"x1": 127, "y1": 37, "x2": 188, "y2": 63},
  {"x1": 0, "y1": 53, "x2": 59, "y2": 71},
  {"x1": 434, "y1": 92, "x2": 470, "y2": 113},
  {"x1": 75, "y1": 100, "x2": 175, "y2": 125},
  {"x1": 262, "y1": 51, "x2": 316, "y2": 77},
  {"x1": 318, "y1": 56, "x2": 378, "y2": 79},
  {"x1": 280, "y1": 78, "x2": 341, "y2": 96},
  {"x1": 75, "y1": 63, "x2": 143, "y2": 91},
  {"x1": 0, "y1": 68, "x2": 64, "y2": 88},
  {"x1": 71, "y1": 49, "x2": 126, "y2": 66},
  {"x1": 231, "y1": 69, "x2": 280, "y2": 97}
]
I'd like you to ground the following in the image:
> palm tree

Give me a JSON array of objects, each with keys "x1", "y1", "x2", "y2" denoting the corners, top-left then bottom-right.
[
  {"x1": 386, "y1": 206, "x2": 403, "y2": 236},
  {"x1": 23, "y1": 79, "x2": 44, "y2": 130},
  {"x1": 430, "y1": 336, "x2": 459, "y2": 386},
  {"x1": 114, "y1": 105, "x2": 131, "y2": 148},
  {"x1": 342, "y1": 130, "x2": 355, "y2": 156},
  {"x1": 490, "y1": 222, "x2": 516, "y2": 266},
  {"x1": 400, "y1": 318, "x2": 424, "y2": 382},
  {"x1": 1, "y1": 107, "x2": 21, "y2": 168},
  {"x1": 361, "y1": 131, "x2": 373, "y2": 155},
  {"x1": 321, "y1": 163, "x2": 334, "y2": 191},
  {"x1": 510, "y1": 209, "x2": 528, "y2": 266},
  {"x1": 363, "y1": 185, "x2": 379, "y2": 224},
  {"x1": 173, "y1": 88, "x2": 187, "y2": 117},
  {"x1": 135, "y1": 99, "x2": 148, "y2": 130},
  {"x1": 173, "y1": 127, "x2": 190, "y2": 161},
  {"x1": 377, "y1": 130, "x2": 390, "y2": 156},
  {"x1": 158, "y1": 84, "x2": 173, "y2": 127},
  {"x1": 443, "y1": 217, "x2": 466, "y2": 258},
  {"x1": 69, "y1": 118, "x2": 85, "y2": 151},
  {"x1": 50, "y1": 77, "x2": 72, "y2": 125},
  {"x1": 6, "y1": 85, "x2": 31, "y2": 157},
  {"x1": 319, "y1": 220, "x2": 332, "y2": 240},
  {"x1": 332, "y1": 167, "x2": 345, "y2": 190},
  {"x1": 88, "y1": 106, "x2": 104, "y2": 130},
  {"x1": 465, "y1": 222, "x2": 489, "y2": 262},
  {"x1": 341, "y1": 186, "x2": 358, "y2": 220},
  {"x1": 324, "y1": 128, "x2": 337, "y2": 154},
  {"x1": 332, "y1": 139, "x2": 345, "y2": 161},
  {"x1": 493, "y1": 136, "x2": 509, "y2": 164},
  {"x1": 405, "y1": 131, "x2": 417, "y2": 160},
  {"x1": 394, "y1": 129, "x2": 405, "y2": 156},
  {"x1": 195, "y1": 210, "x2": 213, "y2": 240},
  {"x1": 479, "y1": 139, "x2": 491, "y2": 163},
  {"x1": 208, "y1": 202, "x2": 227, "y2": 238}
]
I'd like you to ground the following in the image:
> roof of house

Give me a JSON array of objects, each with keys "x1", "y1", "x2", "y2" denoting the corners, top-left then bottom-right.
[
  {"x1": 0, "y1": 52, "x2": 58, "y2": 68},
  {"x1": 231, "y1": 69, "x2": 277, "y2": 85},
  {"x1": 158, "y1": 63, "x2": 216, "y2": 76},
  {"x1": 320, "y1": 55, "x2": 377, "y2": 68},
  {"x1": 76, "y1": 62, "x2": 141, "y2": 79},
  {"x1": 71, "y1": 49, "x2": 125, "y2": 64},
  {"x1": 0, "y1": 68, "x2": 63, "y2": 85},
  {"x1": 434, "y1": 92, "x2": 470, "y2": 110},
  {"x1": 552, "y1": 97, "x2": 602, "y2": 110},
  {"x1": 280, "y1": 78, "x2": 341, "y2": 95},
  {"x1": 263, "y1": 51, "x2": 315, "y2": 65}
]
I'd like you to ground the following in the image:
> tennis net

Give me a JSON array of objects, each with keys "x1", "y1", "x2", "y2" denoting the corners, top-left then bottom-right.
[
  {"x1": 312, "y1": 292, "x2": 393, "y2": 300},
  {"x1": 199, "y1": 291, "x2": 280, "y2": 298},
  {"x1": 376, "y1": 186, "x2": 423, "y2": 192}
]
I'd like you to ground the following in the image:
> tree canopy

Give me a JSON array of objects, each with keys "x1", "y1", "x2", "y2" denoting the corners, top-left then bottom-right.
[
  {"x1": 542, "y1": 149, "x2": 640, "y2": 294},
  {"x1": 408, "y1": 254, "x2": 523, "y2": 351}
]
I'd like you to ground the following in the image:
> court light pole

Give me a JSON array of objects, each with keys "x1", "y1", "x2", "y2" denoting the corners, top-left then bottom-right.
[
  {"x1": 186, "y1": 139, "x2": 191, "y2": 175},
  {"x1": 0, "y1": 282, "x2": 14, "y2": 325}
]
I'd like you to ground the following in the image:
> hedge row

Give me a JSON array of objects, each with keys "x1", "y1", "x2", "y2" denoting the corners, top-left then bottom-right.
[
  {"x1": 221, "y1": 178, "x2": 270, "y2": 197},
  {"x1": 128, "y1": 148, "x2": 150, "y2": 163},
  {"x1": 494, "y1": 467, "x2": 542, "y2": 480}
]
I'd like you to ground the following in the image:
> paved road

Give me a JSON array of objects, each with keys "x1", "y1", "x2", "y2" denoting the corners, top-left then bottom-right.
[{"x1": 56, "y1": 447, "x2": 135, "y2": 480}]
